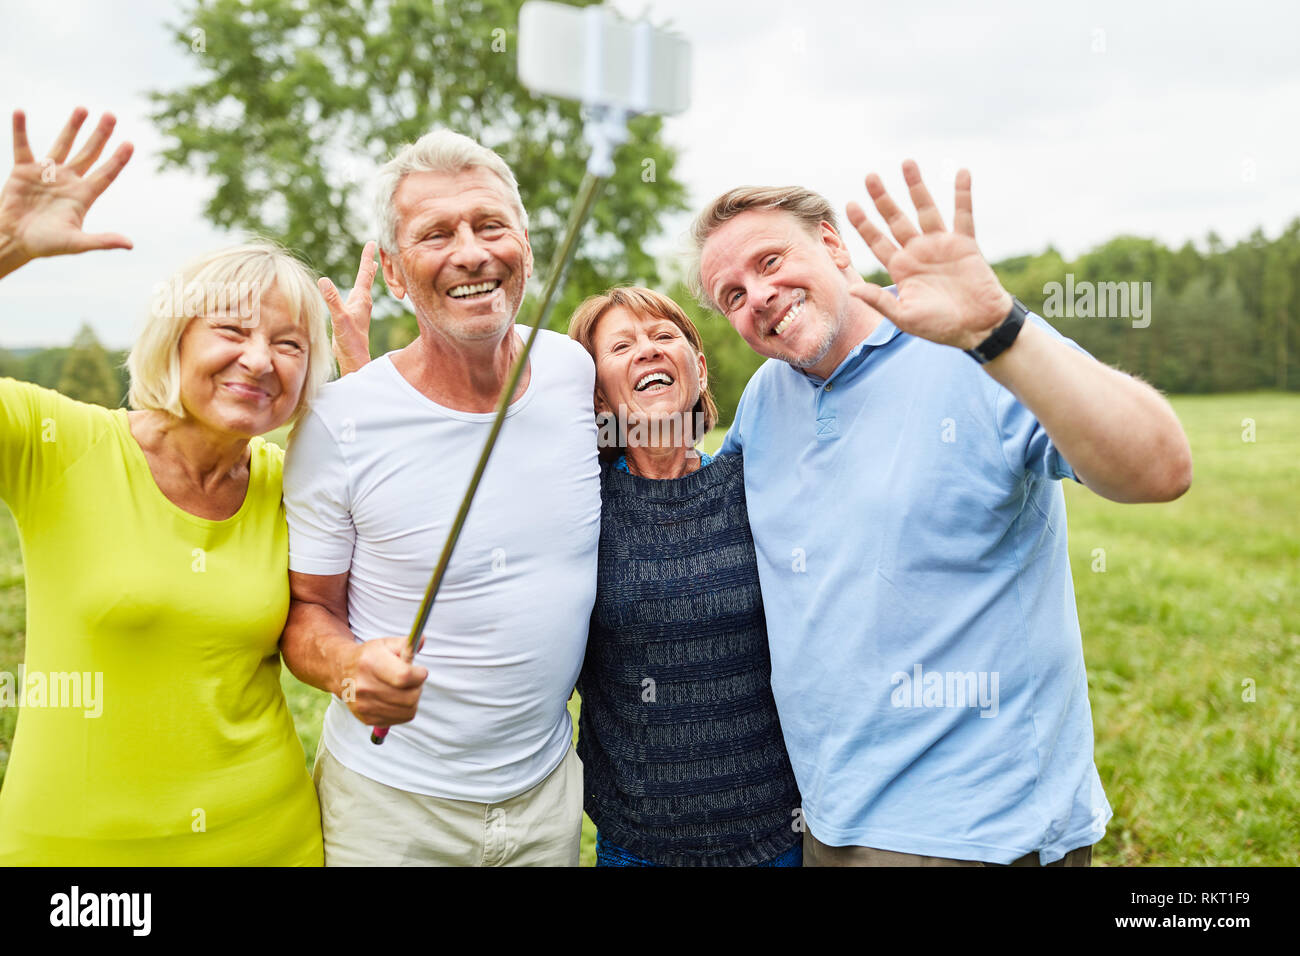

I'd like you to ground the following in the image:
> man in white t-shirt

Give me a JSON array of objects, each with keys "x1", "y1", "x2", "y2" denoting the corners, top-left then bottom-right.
[{"x1": 280, "y1": 130, "x2": 601, "y2": 866}]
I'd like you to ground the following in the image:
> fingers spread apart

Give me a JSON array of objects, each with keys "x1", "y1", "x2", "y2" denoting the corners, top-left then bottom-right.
[
  {"x1": 84, "y1": 141, "x2": 133, "y2": 200},
  {"x1": 902, "y1": 159, "x2": 947, "y2": 233},
  {"x1": 45, "y1": 107, "x2": 89, "y2": 165},
  {"x1": 67, "y1": 113, "x2": 118, "y2": 175},
  {"x1": 864, "y1": 171, "x2": 920, "y2": 247},
  {"x1": 845, "y1": 201, "x2": 897, "y2": 270}
]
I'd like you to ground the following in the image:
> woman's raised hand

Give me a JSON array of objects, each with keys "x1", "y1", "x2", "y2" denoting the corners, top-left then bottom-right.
[{"x1": 0, "y1": 108, "x2": 134, "y2": 276}]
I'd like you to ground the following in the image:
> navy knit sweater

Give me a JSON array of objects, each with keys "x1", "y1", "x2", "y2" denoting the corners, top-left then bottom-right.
[{"x1": 576, "y1": 453, "x2": 802, "y2": 866}]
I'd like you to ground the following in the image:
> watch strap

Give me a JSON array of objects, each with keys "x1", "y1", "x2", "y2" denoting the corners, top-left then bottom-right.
[{"x1": 965, "y1": 297, "x2": 1028, "y2": 364}]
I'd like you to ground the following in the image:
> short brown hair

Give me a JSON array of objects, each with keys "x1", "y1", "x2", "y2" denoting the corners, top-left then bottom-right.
[
  {"x1": 686, "y1": 185, "x2": 839, "y2": 311},
  {"x1": 568, "y1": 286, "x2": 719, "y2": 461}
]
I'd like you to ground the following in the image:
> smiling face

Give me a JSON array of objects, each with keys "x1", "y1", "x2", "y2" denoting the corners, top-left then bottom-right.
[
  {"x1": 381, "y1": 166, "x2": 534, "y2": 344},
  {"x1": 176, "y1": 285, "x2": 310, "y2": 438},
  {"x1": 700, "y1": 208, "x2": 860, "y2": 379},
  {"x1": 591, "y1": 305, "x2": 708, "y2": 446}
]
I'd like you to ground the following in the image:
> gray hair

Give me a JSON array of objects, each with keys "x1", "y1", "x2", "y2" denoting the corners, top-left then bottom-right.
[
  {"x1": 374, "y1": 129, "x2": 528, "y2": 254},
  {"x1": 686, "y1": 185, "x2": 840, "y2": 311}
]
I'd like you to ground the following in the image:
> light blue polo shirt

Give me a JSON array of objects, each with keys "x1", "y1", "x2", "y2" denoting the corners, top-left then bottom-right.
[{"x1": 719, "y1": 313, "x2": 1112, "y2": 864}]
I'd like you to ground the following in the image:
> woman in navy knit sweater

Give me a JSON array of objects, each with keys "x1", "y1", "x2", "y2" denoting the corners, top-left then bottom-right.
[{"x1": 568, "y1": 287, "x2": 802, "y2": 867}]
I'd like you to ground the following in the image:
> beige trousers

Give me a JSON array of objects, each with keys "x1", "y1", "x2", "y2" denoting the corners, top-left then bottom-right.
[{"x1": 312, "y1": 743, "x2": 584, "y2": 867}]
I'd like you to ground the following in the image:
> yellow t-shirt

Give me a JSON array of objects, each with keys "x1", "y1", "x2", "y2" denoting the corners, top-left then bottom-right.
[{"x1": 0, "y1": 379, "x2": 323, "y2": 865}]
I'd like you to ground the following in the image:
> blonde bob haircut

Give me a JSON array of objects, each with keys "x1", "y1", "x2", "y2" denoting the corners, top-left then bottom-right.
[
  {"x1": 127, "y1": 240, "x2": 332, "y2": 426},
  {"x1": 567, "y1": 286, "x2": 719, "y2": 462}
]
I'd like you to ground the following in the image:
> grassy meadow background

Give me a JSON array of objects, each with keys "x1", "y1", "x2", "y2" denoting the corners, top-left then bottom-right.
[{"x1": 0, "y1": 392, "x2": 1295, "y2": 866}]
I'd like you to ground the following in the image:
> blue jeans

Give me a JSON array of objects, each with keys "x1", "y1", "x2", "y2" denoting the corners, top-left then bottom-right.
[{"x1": 595, "y1": 832, "x2": 803, "y2": 867}]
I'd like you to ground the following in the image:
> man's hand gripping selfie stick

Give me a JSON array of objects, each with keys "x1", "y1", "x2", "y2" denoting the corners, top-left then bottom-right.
[{"x1": 371, "y1": 3, "x2": 690, "y2": 744}]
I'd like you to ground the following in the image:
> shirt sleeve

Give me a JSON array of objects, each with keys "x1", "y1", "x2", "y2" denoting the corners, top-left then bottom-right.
[
  {"x1": 717, "y1": 424, "x2": 742, "y2": 457},
  {"x1": 994, "y1": 312, "x2": 1094, "y2": 482},
  {"x1": 717, "y1": 375, "x2": 752, "y2": 457},
  {"x1": 0, "y1": 378, "x2": 104, "y2": 521},
  {"x1": 283, "y1": 407, "x2": 356, "y2": 575}
]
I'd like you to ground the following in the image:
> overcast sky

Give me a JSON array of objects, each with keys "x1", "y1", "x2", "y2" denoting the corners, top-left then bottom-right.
[{"x1": 1, "y1": 0, "x2": 1296, "y2": 348}]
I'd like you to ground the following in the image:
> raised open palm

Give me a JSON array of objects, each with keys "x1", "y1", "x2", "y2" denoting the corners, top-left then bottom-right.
[
  {"x1": 845, "y1": 160, "x2": 1012, "y2": 351},
  {"x1": 0, "y1": 108, "x2": 134, "y2": 268},
  {"x1": 319, "y1": 240, "x2": 378, "y2": 376}
]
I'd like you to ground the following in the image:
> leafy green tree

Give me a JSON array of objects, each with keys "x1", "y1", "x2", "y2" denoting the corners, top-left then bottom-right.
[
  {"x1": 993, "y1": 246, "x2": 1069, "y2": 318},
  {"x1": 18, "y1": 347, "x2": 69, "y2": 390},
  {"x1": 149, "y1": 0, "x2": 689, "y2": 344},
  {"x1": 1261, "y1": 219, "x2": 1300, "y2": 391},
  {"x1": 1204, "y1": 279, "x2": 1262, "y2": 392},
  {"x1": 1166, "y1": 241, "x2": 1204, "y2": 295},
  {"x1": 56, "y1": 324, "x2": 121, "y2": 407},
  {"x1": 0, "y1": 348, "x2": 21, "y2": 380}
]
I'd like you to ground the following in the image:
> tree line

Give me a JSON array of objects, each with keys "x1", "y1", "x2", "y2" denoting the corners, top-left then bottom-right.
[
  {"x1": 0, "y1": 325, "x2": 127, "y2": 409},
  {"x1": 988, "y1": 223, "x2": 1299, "y2": 395}
]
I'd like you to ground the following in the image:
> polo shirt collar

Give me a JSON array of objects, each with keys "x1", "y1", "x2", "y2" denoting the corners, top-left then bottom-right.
[{"x1": 799, "y1": 316, "x2": 905, "y2": 386}]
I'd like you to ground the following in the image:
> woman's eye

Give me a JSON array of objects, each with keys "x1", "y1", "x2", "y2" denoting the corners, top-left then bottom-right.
[{"x1": 764, "y1": 255, "x2": 778, "y2": 270}]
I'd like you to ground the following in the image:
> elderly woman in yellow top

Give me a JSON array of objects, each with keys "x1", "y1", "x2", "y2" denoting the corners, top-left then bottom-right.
[{"x1": 0, "y1": 108, "x2": 330, "y2": 864}]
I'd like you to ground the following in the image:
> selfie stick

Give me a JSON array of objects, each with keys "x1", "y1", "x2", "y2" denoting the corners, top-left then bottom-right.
[{"x1": 372, "y1": 6, "x2": 678, "y2": 744}]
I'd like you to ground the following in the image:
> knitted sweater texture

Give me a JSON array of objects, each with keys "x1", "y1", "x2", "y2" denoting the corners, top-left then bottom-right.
[{"x1": 576, "y1": 453, "x2": 801, "y2": 866}]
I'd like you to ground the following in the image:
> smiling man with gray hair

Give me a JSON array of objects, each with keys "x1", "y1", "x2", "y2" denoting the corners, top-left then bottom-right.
[{"x1": 279, "y1": 129, "x2": 601, "y2": 866}]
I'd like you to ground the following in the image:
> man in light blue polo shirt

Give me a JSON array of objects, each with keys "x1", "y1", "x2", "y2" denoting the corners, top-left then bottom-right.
[{"x1": 690, "y1": 163, "x2": 1193, "y2": 866}]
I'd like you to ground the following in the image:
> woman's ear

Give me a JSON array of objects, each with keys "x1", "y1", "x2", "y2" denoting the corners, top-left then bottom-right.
[{"x1": 594, "y1": 385, "x2": 612, "y2": 415}]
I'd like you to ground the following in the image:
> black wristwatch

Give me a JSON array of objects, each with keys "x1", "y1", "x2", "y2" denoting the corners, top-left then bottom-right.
[{"x1": 965, "y1": 296, "x2": 1028, "y2": 365}]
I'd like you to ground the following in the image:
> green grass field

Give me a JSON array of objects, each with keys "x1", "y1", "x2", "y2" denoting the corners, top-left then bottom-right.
[{"x1": 1, "y1": 393, "x2": 1295, "y2": 865}]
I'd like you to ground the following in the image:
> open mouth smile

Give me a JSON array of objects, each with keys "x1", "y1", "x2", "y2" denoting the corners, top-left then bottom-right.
[
  {"x1": 770, "y1": 296, "x2": 805, "y2": 337},
  {"x1": 447, "y1": 279, "x2": 503, "y2": 300},
  {"x1": 634, "y1": 371, "x2": 675, "y2": 393}
]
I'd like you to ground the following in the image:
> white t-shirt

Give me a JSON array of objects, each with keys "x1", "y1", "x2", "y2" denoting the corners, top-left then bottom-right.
[{"x1": 283, "y1": 328, "x2": 601, "y2": 802}]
